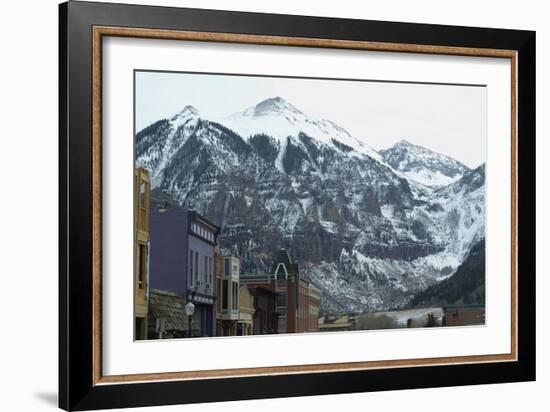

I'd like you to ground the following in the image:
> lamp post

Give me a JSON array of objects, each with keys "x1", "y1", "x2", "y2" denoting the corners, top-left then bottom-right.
[{"x1": 185, "y1": 299, "x2": 195, "y2": 338}]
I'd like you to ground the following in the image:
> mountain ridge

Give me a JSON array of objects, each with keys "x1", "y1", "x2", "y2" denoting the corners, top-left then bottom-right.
[
  {"x1": 380, "y1": 139, "x2": 470, "y2": 187},
  {"x1": 136, "y1": 97, "x2": 485, "y2": 312}
]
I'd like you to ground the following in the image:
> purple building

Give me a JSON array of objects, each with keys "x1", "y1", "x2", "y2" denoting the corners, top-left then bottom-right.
[{"x1": 149, "y1": 208, "x2": 219, "y2": 337}]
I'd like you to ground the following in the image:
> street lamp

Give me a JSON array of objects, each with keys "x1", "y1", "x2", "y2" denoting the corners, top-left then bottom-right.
[{"x1": 185, "y1": 299, "x2": 195, "y2": 338}]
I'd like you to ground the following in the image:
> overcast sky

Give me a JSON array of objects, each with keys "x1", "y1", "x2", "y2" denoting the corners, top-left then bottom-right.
[{"x1": 135, "y1": 71, "x2": 486, "y2": 168}]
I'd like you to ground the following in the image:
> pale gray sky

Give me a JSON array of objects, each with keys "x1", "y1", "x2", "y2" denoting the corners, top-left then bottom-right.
[{"x1": 135, "y1": 70, "x2": 486, "y2": 168}]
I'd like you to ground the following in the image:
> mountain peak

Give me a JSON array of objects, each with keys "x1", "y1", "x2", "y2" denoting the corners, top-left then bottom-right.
[
  {"x1": 220, "y1": 96, "x2": 381, "y2": 160},
  {"x1": 172, "y1": 105, "x2": 199, "y2": 120},
  {"x1": 252, "y1": 96, "x2": 302, "y2": 117},
  {"x1": 380, "y1": 140, "x2": 469, "y2": 187},
  {"x1": 395, "y1": 139, "x2": 414, "y2": 147},
  {"x1": 261, "y1": 96, "x2": 285, "y2": 104}
]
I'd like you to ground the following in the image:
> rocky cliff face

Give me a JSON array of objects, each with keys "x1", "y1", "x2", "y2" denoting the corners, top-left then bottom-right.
[
  {"x1": 136, "y1": 97, "x2": 485, "y2": 313},
  {"x1": 408, "y1": 238, "x2": 486, "y2": 307}
]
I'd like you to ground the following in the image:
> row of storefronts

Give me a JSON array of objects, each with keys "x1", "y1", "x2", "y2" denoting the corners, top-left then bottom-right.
[{"x1": 134, "y1": 167, "x2": 322, "y2": 339}]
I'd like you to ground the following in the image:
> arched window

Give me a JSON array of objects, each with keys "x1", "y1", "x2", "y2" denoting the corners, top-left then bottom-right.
[{"x1": 275, "y1": 263, "x2": 287, "y2": 280}]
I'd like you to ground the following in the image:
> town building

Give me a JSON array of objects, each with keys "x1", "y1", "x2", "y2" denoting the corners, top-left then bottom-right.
[
  {"x1": 134, "y1": 167, "x2": 151, "y2": 340},
  {"x1": 149, "y1": 207, "x2": 219, "y2": 337},
  {"x1": 240, "y1": 249, "x2": 321, "y2": 334},
  {"x1": 319, "y1": 314, "x2": 357, "y2": 332},
  {"x1": 215, "y1": 255, "x2": 240, "y2": 336},
  {"x1": 443, "y1": 305, "x2": 485, "y2": 327},
  {"x1": 307, "y1": 284, "x2": 322, "y2": 332},
  {"x1": 237, "y1": 285, "x2": 255, "y2": 336},
  {"x1": 354, "y1": 308, "x2": 444, "y2": 330},
  {"x1": 214, "y1": 252, "x2": 225, "y2": 336},
  {"x1": 249, "y1": 287, "x2": 278, "y2": 335},
  {"x1": 147, "y1": 289, "x2": 189, "y2": 339}
]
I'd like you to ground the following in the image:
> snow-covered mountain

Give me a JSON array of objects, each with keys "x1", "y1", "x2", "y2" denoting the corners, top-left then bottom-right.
[
  {"x1": 380, "y1": 139, "x2": 470, "y2": 187},
  {"x1": 221, "y1": 96, "x2": 382, "y2": 167},
  {"x1": 136, "y1": 97, "x2": 485, "y2": 313}
]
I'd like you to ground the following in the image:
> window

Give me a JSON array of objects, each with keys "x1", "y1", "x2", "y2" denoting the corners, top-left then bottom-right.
[
  {"x1": 222, "y1": 280, "x2": 228, "y2": 310},
  {"x1": 276, "y1": 293, "x2": 287, "y2": 308},
  {"x1": 139, "y1": 180, "x2": 147, "y2": 209},
  {"x1": 217, "y1": 278, "x2": 222, "y2": 311},
  {"x1": 232, "y1": 282, "x2": 238, "y2": 310},
  {"x1": 204, "y1": 256, "x2": 208, "y2": 288},
  {"x1": 194, "y1": 251, "x2": 199, "y2": 286},
  {"x1": 276, "y1": 264, "x2": 286, "y2": 280},
  {"x1": 138, "y1": 243, "x2": 147, "y2": 289},
  {"x1": 224, "y1": 259, "x2": 230, "y2": 276},
  {"x1": 188, "y1": 249, "x2": 193, "y2": 287}
]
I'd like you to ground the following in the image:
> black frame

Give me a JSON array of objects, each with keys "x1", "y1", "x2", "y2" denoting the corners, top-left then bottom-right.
[{"x1": 59, "y1": 1, "x2": 536, "y2": 410}]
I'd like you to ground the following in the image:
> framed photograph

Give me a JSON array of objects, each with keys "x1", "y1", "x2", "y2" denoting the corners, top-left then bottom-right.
[{"x1": 59, "y1": 1, "x2": 535, "y2": 410}]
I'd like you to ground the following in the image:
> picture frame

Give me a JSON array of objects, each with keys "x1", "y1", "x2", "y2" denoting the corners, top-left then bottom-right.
[{"x1": 59, "y1": 1, "x2": 535, "y2": 410}]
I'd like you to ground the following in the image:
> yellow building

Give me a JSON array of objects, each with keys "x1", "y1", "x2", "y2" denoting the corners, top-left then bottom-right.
[
  {"x1": 135, "y1": 167, "x2": 151, "y2": 339},
  {"x1": 216, "y1": 255, "x2": 240, "y2": 336},
  {"x1": 237, "y1": 285, "x2": 255, "y2": 336},
  {"x1": 319, "y1": 314, "x2": 356, "y2": 332}
]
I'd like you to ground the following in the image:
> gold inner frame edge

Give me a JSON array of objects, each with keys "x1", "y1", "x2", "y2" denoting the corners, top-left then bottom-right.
[{"x1": 91, "y1": 26, "x2": 518, "y2": 385}]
